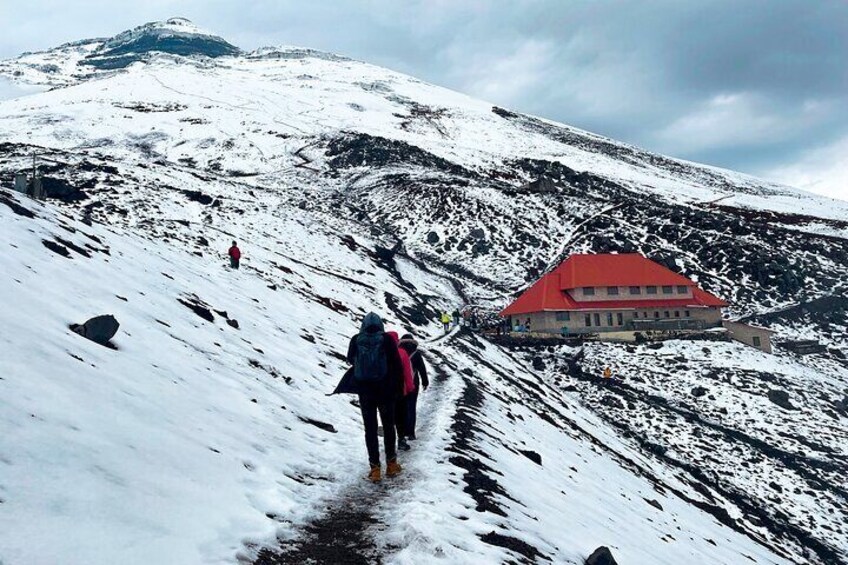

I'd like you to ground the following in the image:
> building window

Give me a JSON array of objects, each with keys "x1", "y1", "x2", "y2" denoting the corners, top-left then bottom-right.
[
  {"x1": 662, "y1": 285, "x2": 673, "y2": 294},
  {"x1": 674, "y1": 310, "x2": 680, "y2": 318},
  {"x1": 593, "y1": 313, "x2": 601, "y2": 326},
  {"x1": 606, "y1": 313, "x2": 613, "y2": 326},
  {"x1": 629, "y1": 286, "x2": 641, "y2": 295},
  {"x1": 753, "y1": 336, "x2": 762, "y2": 347},
  {"x1": 643, "y1": 312, "x2": 649, "y2": 318},
  {"x1": 664, "y1": 311, "x2": 670, "y2": 318},
  {"x1": 583, "y1": 287, "x2": 595, "y2": 296},
  {"x1": 585, "y1": 314, "x2": 592, "y2": 327},
  {"x1": 646, "y1": 286, "x2": 657, "y2": 294},
  {"x1": 617, "y1": 313, "x2": 624, "y2": 325},
  {"x1": 607, "y1": 286, "x2": 619, "y2": 296},
  {"x1": 685, "y1": 310, "x2": 691, "y2": 317},
  {"x1": 556, "y1": 311, "x2": 570, "y2": 321},
  {"x1": 654, "y1": 311, "x2": 660, "y2": 319},
  {"x1": 677, "y1": 285, "x2": 688, "y2": 294}
]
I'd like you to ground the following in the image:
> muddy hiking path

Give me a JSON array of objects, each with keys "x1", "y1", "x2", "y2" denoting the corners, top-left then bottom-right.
[{"x1": 253, "y1": 330, "x2": 462, "y2": 565}]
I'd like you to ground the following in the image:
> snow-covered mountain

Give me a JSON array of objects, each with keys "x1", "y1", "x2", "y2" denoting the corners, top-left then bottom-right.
[{"x1": 1, "y1": 19, "x2": 846, "y2": 565}]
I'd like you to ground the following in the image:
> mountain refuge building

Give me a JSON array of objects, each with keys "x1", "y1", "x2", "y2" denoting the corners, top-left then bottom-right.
[{"x1": 500, "y1": 253, "x2": 727, "y2": 335}]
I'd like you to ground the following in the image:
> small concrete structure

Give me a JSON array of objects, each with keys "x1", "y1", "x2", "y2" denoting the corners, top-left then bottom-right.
[
  {"x1": 722, "y1": 320, "x2": 775, "y2": 353},
  {"x1": 14, "y1": 172, "x2": 28, "y2": 194},
  {"x1": 13, "y1": 171, "x2": 44, "y2": 199}
]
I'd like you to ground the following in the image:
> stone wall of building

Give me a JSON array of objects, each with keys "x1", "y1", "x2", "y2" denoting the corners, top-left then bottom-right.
[
  {"x1": 508, "y1": 306, "x2": 722, "y2": 335},
  {"x1": 722, "y1": 320, "x2": 774, "y2": 353}
]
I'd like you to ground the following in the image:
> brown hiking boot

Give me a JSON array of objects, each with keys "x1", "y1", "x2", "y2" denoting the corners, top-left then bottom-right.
[
  {"x1": 367, "y1": 465, "x2": 381, "y2": 483},
  {"x1": 386, "y1": 459, "x2": 402, "y2": 478}
]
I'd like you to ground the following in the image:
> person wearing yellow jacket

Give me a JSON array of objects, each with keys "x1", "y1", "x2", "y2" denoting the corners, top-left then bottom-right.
[{"x1": 440, "y1": 312, "x2": 451, "y2": 333}]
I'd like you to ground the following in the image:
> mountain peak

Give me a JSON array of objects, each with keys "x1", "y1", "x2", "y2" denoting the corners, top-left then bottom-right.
[{"x1": 85, "y1": 17, "x2": 240, "y2": 69}]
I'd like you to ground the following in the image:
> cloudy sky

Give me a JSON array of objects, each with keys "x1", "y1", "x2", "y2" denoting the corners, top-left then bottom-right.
[{"x1": 1, "y1": 1, "x2": 845, "y2": 200}]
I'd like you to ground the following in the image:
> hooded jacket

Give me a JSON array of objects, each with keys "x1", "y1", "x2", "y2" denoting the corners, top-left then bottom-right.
[
  {"x1": 336, "y1": 313, "x2": 404, "y2": 399},
  {"x1": 387, "y1": 331, "x2": 414, "y2": 395},
  {"x1": 398, "y1": 334, "x2": 429, "y2": 391}
]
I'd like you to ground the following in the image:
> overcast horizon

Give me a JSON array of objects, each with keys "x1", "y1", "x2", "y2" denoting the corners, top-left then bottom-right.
[{"x1": 1, "y1": 1, "x2": 845, "y2": 201}]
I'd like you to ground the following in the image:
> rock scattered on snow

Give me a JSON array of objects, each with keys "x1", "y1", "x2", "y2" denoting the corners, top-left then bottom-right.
[
  {"x1": 70, "y1": 314, "x2": 120, "y2": 346},
  {"x1": 586, "y1": 546, "x2": 618, "y2": 565},
  {"x1": 691, "y1": 386, "x2": 708, "y2": 398},
  {"x1": 519, "y1": 449, "x2": 542, "y2": 466},
  {"x1": 767, "y1": 389, "x2": 795, "y2": 410}
]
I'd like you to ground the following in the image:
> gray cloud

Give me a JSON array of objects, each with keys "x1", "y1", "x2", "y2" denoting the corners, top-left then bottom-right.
[{"x1": 1, "y1": 0, "x2": 846, "y2": 198}]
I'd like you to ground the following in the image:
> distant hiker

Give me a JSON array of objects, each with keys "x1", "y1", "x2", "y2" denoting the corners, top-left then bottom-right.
[
  {"x1": 453, "y1": 308, "x2": 462, "y2": 327},
  {"x1": 388, "y1": 331, "x2": 414, "y2": 451},
  {"x1": 347, "y1": 313, "x2": 405, "y2": 482},
  {"x1": 441, "y1": 312, "x2": 451, "y2": 333},
  {"x1": 603, "y1": 366, "x2": 612, "y2": 380},
  {"x1": 525, "y1": 318, "x2": 532, "y2": 333},
  {"x1": 228, "y1": 241, "x2": 241, "y2": 269},
  {"x1": 399, "y1": 333, "x2": 428, "y2": 441}
]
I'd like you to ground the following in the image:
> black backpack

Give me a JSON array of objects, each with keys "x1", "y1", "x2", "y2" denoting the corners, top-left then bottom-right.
[{"x1": 354, "y1": 332, "x2": 388, "y2": 382}]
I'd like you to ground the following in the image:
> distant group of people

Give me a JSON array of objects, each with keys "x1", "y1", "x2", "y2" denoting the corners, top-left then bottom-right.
[
  {"x1": 439, "y1": 307, "x2": 480, "y2": 334},
  {"x1": 338, "y1": 313, "x2": 429, "y2": 482}
]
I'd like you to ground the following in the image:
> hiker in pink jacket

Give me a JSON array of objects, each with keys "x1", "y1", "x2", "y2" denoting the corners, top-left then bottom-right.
[{"x1": 386, "y1": 331, "x2": 414, "y2": 451}]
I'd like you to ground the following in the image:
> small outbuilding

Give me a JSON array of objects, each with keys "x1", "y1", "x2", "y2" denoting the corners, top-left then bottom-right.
[{"x1": 722, "y1": 320, "x2": 775, "y2": 353}]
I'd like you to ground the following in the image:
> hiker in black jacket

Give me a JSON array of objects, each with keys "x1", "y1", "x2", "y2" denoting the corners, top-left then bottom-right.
[
  {"x1": 398, "y1": 333, "x2": 428, "y2": 441},
  {"x1": 347, "y1": 313, "x2": 405, "y2": 482}
]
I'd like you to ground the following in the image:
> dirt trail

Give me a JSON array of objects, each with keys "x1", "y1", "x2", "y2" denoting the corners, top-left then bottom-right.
[{"x1": 253, "y1": 339, "x2": 453, "y2": 565}]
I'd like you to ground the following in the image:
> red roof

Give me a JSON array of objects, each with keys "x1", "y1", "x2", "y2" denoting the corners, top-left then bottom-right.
[
  {"x1": 558, "y1": 253, "x2": 694, "y2": 289},
  {"x1": 501, "y1": 254, "x2": 727, "y2": 316}
]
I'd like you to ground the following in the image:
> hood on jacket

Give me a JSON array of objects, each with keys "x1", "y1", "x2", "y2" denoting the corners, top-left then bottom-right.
[
  {"x1": 385, "y1": 330, "x2": 400, "y2": 345},
  {"x1": 360, "y1": 312, "x2": 385, "y2": 334},
  {"x1": 398, "y1": 334, "x2": 418, "y2": 353}
]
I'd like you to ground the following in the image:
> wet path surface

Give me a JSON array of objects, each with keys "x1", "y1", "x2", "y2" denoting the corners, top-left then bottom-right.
[{"x1": 253, "y1": 336, "x2": 455, "y2": 565}]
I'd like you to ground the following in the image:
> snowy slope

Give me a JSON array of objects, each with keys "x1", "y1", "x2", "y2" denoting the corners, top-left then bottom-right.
[
  {"x1": 1, "y1": 189, "x2": 796, "y2": 565},
  {"x1": 1, "y1": 18, "x2": 847, "y2": 565}
]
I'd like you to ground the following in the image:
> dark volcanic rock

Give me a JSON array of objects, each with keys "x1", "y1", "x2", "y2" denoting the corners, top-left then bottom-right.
[
  {"x1": 41, "y1": 177, "x2": 88, "y2": 201},
  {"x1": 480, "y1": 531, "x2": 546, "y2": 562},
  {"x1": 42, "y1": 240, "x2": 70, "y2": 257},
  {"x1": 519, "y1": 449, "x2": 542, "y2": 466},
  {"x1": 691, "y1": 386, "x2": 708, "y2": 398},
  {"x1": 298, "y1": 416, "x2": 337, "y2": 433},
  {"x1": 768, "y1": 389, "x2": 795, "y2": 410},
  {"x1": 600, "y1": 395, "x2": 624, "y2": 409},
  {"x1": 326, "y1": 132, "x2": 474, "y2": 177},
  {"x1": 71, "y1": 315, "x2": 120, "y2": 345},
  {"x1": 586, "y1": 546, "x2": 618, "y2": 565}
]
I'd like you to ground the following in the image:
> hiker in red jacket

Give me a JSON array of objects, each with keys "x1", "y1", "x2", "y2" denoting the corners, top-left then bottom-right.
[
  {"x1": 387, "y1": 330, "x2": 414, "y2": 452},
  {"x1": 228, "y1": 241, "x2": 241, "y2": 269},
  {"x1": 399, "y1": 333, "x2": 428, "y2": 441}
]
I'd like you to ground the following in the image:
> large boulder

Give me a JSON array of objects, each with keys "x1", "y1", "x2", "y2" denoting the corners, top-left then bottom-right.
[
  {"x1": 691, "y1": 386, "x2": 708, "y2": 398},
  {"x1": 767, "y1": 389, "x2": 795, "y2": 410},
  {"x1": 586, "y1": 546, "x2": 618, "y2": 565},
  {"x1": 71, "y1": 315, "x2": 120, "y2": 345}
]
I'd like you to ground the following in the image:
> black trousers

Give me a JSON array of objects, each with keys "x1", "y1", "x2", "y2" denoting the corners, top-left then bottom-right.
[
  {"x1": 359, "y1": 394, "x2": 396, "y2": 466},
  {"x1": 230, "y1": 257, "x2": 240, "y2": 269},
  {"x1": 395, "y1": 396, "x2": 407, "y2": 440},
  {"x1": 406, "y1": 391, "x2": 419, "y2": 438}
]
